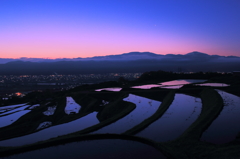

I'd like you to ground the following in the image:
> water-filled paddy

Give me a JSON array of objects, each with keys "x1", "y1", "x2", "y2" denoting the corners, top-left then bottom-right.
[
  {"x1": 0, "y1": 110, "x2": 31, "y2": 128},
  {"x1": 65, "y1": 97, "x2": 81, "y2": 114},
  {"x1": 131, "y1": 79, "x2": 207, "y2": 90},
  {"x1": 92, "y1": 94, "x2": 161, "y2": 134},
  {"x1": 0, "y1": 112, "x2": 99, "y2": 146},
  {"x1": 95, "y1": 87, "x2": 122, "y2": 92},
  {"x1": 201, "y1": 90, "x2": 240, "y2": 144},
  {"x1": 160, "y1": 85, "x2": 184, "y2": 89},
  {"x1": 0, "y1": 104, "x2": 28, "y2": 115},
  {"x1": 159, "y1": 79, "x2": 206, "y2": 86},
  {"x1": 0, "y1": 104, "x2": 31, "y2": 128},
  {"x1": 136, "y1": 94, "x2": 202, "y2": 142},
  {"x1": 131, "y1": 84, "x2": 162, "y2": 89},
  {"x1": 0, "y1": 80, "x2": 239, "y2": 158},
  {"x1": 0, "y1": 103, "x2": 27, "y2": 111},
  {"x1": 3, "y1": 139, "x2": 166, "y2": 159},
  {"x1": 195, "y1": 83, "x2": 229, "y2": 87}
]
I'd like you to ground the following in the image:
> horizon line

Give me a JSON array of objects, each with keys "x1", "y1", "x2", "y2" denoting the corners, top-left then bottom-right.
[{"x1": 1, "y1": 51, "x2": 239, "y2": 59}]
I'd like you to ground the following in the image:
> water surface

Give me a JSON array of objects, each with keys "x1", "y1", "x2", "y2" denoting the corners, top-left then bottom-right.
[
  {"x1": 0, "y1": 105, "x2": 29, "y2": 117},
  {"x1": 160, "y1": 85, "x2": 184, "y2": 89},
  {"x1": 130, "y1": 79, "x2": 207, "y2": 90},
  {"x1": 92, "y1": 94, "x2": 161, "y2": 134},
  {"x1": 43, "y1": 106, "x2": 57, "y2": 116},
  {"x1": 159, "y1": 79, "x2": 206, "y2": 86},
  {"x1": 65, "y1": 97, "x2": 81, "y2": 115},
  {"x1": 0, "y1": 110, "x2": 31, "y2": 128},
  {"x1": 201, "y1": 90, "x2": 240, "y2": 144},
  {"x1": 95, "y1": 87, "x2": 122, "y2": 92},
  {"x1": 136, "y1": 94, "x2": 202, "y2": 142},
  {"x1": 131, "y1": 84, "x2": 161, "y2": 89},
  {"x1": 4, "y1": 139, "x2": 166, "y2": 159},
  {"x1": 0, "y1": 104, "x2": 27, "y2": 114},
  {"x1": 0, "y1": 112, "x2": 99, "y2": 146},
  {"x1": 195, "y1": 83, "x2": 229, "y2": 87}
]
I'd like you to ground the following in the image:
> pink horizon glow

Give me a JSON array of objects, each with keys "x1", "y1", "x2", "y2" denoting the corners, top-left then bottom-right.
[
  {"x1": 1, "y1": 1, "x2": 240, "y2": 59},
  {"x1": 0, "y1": 19, "x2": 238, "y2": 59},
  {"x1": 1, "y1": 49, "x2": 237, "y2": 59}
]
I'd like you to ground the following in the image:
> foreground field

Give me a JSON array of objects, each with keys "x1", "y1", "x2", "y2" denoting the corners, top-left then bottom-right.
[{"x1": 0, "y1": 78, "x2": 240, "y2": 159}]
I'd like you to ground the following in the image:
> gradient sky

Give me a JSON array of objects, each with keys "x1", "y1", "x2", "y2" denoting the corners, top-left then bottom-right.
[{"x1": 1, "y1": 0, "x2": 240, "y2": 58}]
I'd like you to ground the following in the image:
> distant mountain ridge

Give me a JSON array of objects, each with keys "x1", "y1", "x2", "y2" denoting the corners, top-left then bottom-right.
[
  {"x1": 1, "y1": 51, "x2": 240, "y2": 64},
  {"x1": 0, "y1": 51, "x2": 240, "y2": 74}
]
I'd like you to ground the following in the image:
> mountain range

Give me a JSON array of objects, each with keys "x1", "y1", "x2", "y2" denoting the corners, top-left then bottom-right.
[
  {"x1": 1, "y1": 51, "x2": 240, "y2": 64},
  {"x1": 0, "y1": 52, "x2": 240, "y2": 74}
]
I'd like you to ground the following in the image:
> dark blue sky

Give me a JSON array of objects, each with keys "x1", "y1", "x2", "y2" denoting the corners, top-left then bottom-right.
[{"x1": 1, "y1": 0, "x2": 240, "y2": 58}]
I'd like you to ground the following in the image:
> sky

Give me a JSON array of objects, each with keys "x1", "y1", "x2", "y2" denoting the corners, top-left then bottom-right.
[{"x1": 0, "y1": 0, "x2": 240, "y2": 59}]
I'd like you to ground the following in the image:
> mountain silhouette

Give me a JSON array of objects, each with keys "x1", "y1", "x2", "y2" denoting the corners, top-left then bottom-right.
[{"x1": 0, "y1": 52, "x2": 239, "y2": 74}]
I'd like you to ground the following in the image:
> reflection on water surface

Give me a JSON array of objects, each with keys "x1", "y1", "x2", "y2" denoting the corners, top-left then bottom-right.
[
  {"x1": 131, "y1": 84, "x2": 161, "y2": 89},
  {"x1": 136, "y1": 94, "x2": 202, "y2": 142},
  {"x1": 92, "y1": 94, "x2": 161, "y2": 134},
  {"x1": 195, "y1": 83, "x2": 229, "y2": 87},
  {"x1": 4, "y1": 139, "x2": 166, "y2": 159},
  {"x1": 95, "y1": 87, "x2": 122, "y2": 92},
  {"x1": 0, "y1": 112, "x2": 99, "y2": 146},
  {"x1": 159, "y1": 79, "x2": 206, "y2": 86},
  {"x1": 201, "y1": 90, "x2": 240, "y2": 144}
]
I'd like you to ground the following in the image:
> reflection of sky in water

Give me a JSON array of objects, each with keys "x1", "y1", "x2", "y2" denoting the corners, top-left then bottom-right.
[
  {"x1": 65, "y1": 97, "x2": 81, "y2": 115},
  {"x1": 131, "y1": 84, "x2": 161, "y2": 89},
  {"x1": 0, "y1": 112, "x2": 99, "y2": 146},
  {"x1": 131, "y1": 79, "x2": 206, "y2": 90},
  {"x1": 28, "y1": 104, "x2": 40, "y2": 110},
  {"x1": 95, "y1": 87, "x2": 122, "y2": 92},
  {"x1": 195, "y1": 83, "x2": 229, "y2": 87},
  {"x1": 0, "y1": 103, "x2": 27, "y2": 113},
  {"x1": 201, "y1": 90, "x2": 240, "y2": 144},
  {"x1": 5, "y1": 139, "x2": 166, "y2": 159},
  {"x1": 0, "y1": 103, "x2": 27, "y2": 110},
  {"x1": 92, "y1": 94, "x2": 161, "y2": 134},
  {"x1": 160, "y1": 85, "x2": 184, "y2": 89},
  {"x1": 0, "y1": 105, "x2": 29, "y2": 116},
  {"x1": 36, "y1": 121, "x2": 52, "y2": 130},
  {"x1": 43, "y1": 106, "x2": 56, "y2": 116},
  {"x1": 159, "y1": 79, "x2": 206, "y2": 86},
  {"x1": 0, "y1": 110, "x2": 31, "y2": 128},
  {"x1": 136, "y1": 94, "x2": 202, "y2": 142}
]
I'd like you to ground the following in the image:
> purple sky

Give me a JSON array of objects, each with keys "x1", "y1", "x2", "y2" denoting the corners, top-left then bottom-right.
[{"x1": 1, "y1": 0, "x2": 240, "y2": 59}]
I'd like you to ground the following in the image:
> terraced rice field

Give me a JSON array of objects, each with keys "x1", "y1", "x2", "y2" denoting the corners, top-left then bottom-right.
[{"x1": 0, "y1": 80, "x2": 240, "y2": 159}]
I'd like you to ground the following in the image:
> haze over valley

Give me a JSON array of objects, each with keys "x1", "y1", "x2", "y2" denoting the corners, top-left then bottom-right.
[{"x1": 1, "y1": 52, "x2": 240, "y2": 75}]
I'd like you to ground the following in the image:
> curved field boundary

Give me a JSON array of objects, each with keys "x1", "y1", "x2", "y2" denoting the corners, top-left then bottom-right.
[
  {"x1": 123, "y1": 90, "x2": 175, "y2": 135},
  {"x1": 177, "y1": 88, "x2": 224, "y2": 141},
  {"x1": 0, "y1": 134, "x2": 166, "y2": 158}
]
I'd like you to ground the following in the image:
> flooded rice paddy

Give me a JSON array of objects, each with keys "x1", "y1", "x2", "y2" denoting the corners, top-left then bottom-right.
[
  {"x1": 131, "y1": 84, "x2": 162, "y2": 89},
  {"x1": 131, "y1": 79, "x2": 207, "y2": 90},
  {"x1": 65, "y1": 97, "x2": 81, "y2": 115},
  {"x1": 136, "y1": 94, "x2": 202, "y2": 142},
  {"x1": 0, "y1": 110, "x2": 31, "y2": 128},
  {"x1": 95, "y1": 87, "x2": 122, "y2": 92},
  {"x1": 159, "y1": 79, "x2": 206, "y2": 86},
  {"x1": 0, "y1": 79, "x2": 239, "y2": 158},
  {"x1": 201, "y1": 89, "x2": 240, "y2": 144},
  {"x1": 3, "y1": 139, "x2": 166, "y2": 159},
  {"x1": 0, "y1": 112, "x2": 99, "y2": 146},
  {"x1": 195, "y1": 83, "x2": 230, "y2": 87},
  {"x1": 92, "y1": 94, "x2": 161, "y2": 134}
]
